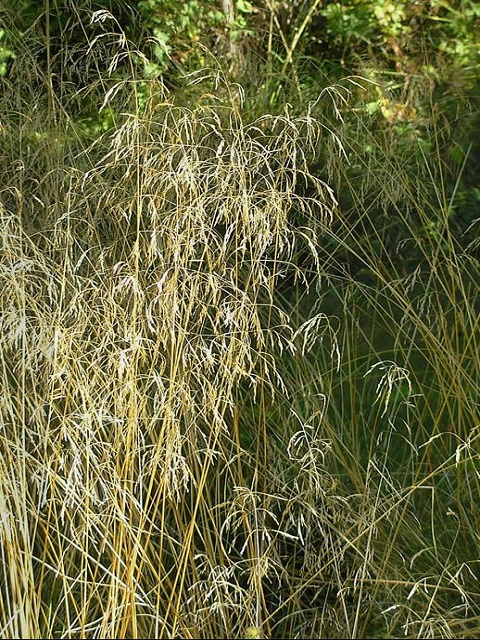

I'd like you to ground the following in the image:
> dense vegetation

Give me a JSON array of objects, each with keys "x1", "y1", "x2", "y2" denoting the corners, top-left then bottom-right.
[{"x1": 0, "y1": 1, "x2": 479, "y2": 638}]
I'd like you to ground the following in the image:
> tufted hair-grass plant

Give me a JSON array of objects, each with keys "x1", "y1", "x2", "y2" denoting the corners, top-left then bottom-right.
[
  {"x1": 2, "y1": 4, "x2": 480, "y2": 639},
  {"x1": 273, "y1": 84, "x2": 480, "y2": 638},
  {"x1": 0, "y1": 7, "x2": 360, "y2": 638}
]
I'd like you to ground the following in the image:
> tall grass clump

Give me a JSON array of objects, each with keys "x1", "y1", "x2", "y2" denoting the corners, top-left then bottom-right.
[
  {"x1": 0, "y1": 7, "x2": 365, "y2": 638},
  {"x1": 273, "y1": 77, "x2": 480, "y2": 637},
  {"x1": 2, "y1": 4, "x2": 480, "y2": 639}
]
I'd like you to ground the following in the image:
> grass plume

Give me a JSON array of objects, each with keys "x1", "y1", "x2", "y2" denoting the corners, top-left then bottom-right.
[{"x1": 1, "y1": 5, "x2": 479, "y2": 638}]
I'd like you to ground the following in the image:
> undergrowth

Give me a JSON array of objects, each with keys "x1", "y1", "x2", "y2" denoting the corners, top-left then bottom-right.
[{"x1": 0, "y1": 6, "x2": 479, "y2": 639}]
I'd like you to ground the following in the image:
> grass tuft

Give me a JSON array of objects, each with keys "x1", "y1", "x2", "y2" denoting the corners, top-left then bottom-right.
[{"x1": 1, "y1": 5, "x2": 479, "y2": 638}]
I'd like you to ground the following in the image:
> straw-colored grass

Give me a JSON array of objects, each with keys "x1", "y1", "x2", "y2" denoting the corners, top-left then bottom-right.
[{"x1": 1, "y1": 6, "x2": 479, "y2": 639}]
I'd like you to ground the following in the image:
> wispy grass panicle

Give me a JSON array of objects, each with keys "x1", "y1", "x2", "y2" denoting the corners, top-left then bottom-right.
[
  {"x1": 1, "y1": 2, "x2": 479, "y2": 637},
  {"x1": 0, "y1": 7, "x2": 349, "y2": 635}
]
